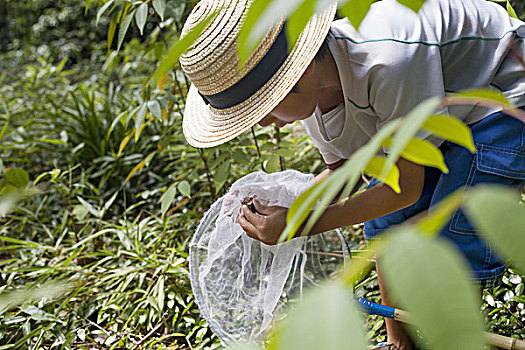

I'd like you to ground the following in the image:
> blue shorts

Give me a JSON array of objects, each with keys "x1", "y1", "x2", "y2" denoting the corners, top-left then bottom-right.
[{"x1": 364, "y1": 109, "x2": 525, "y2": 289}]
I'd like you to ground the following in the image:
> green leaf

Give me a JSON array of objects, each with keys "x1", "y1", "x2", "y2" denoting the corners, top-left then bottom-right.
[
  {"x1": 300, "y1": 119, "x2": 403, "y2": 237},
  {"x1": 396, "y1": 0, "x2": 426, "y2": 12},
  {"x1": 4, "y1": 168, "x2": 29, "y2": 188},
  {"x1": 55, "y1": 56, "x2": 68, "y2": 72},
  {"x1": 153, "y1": 42, "x2": 165, "y2": 61},
  {"x1": 264, "y1": 154, "x2": 280, "y2": 173},
  {"x1": 157, "y1": 276, "x2": 165, "y2": 312},
  {"x1": 380, "y1": 97, "x2": 441, "y2": 179},
  {"x1": 147, "y1": 100, "x2": 162, "y2": 121},
  {"x1": 134, "y1": 103, "x2": 147, "y2": 140},
  {"x1": 96, "y1": 0, "x2": 115, "y2": 26},
  {"x1": 232, "y1": 149, "x2": 250, "y2": 165},
  {"x1": 136, "y1": 3, "x2": 148, "y2": 35},
  {"x1": 0, "y1": 119, "x2": 8, "y2": 143},
  {"x1": 0, "y1": 236, "x2": 39, "y2": 249},
  {"x1": 237, "y1": 0, "x2": 279, "y2": 64},
  {"x1": 77, "y1": 197, "x2": 101, "y2": 218},
  {"x1": 0, "y1": 190, "x2": 19, "y2": 217},
  {"x1": 276, "y1": 148, "x2": 295, "y2": 158},
  {"x1": 417, "y1": 191, "x2": 464, "y2": 235},
  {"x1": 381, "y1": 227, "x2": 486, "y2": 350},
  {"x1": 117, "y1": 10, "x2": 135, "y2": 53},
  {"x1": 286, "y1": 0, "x2": 315, "y2": 54},
  {"x1": 453, "y1": 88, "x2": 513, "y2": 107},
  {"x1": 363, "y1": 156, "x2": 400, "y2": 193},
  {"x1": 214, "y1": 161, "x2": 231, "y2": 192},
  {"x1": 507, "y1": 1, "x2": 518, "y2": 18},
  {"x1": 340, "y1": 0, "x2": 375, "y2": 30},
  {"x1": 107, "y1": 13, "x2": 119, "y2": 52},
  {"x1": 268, "y1": 282, "x2": 367, "y2": 350},
  {"x1": 154, "y1": 11, "x2": 217, "y2": 83},
  {"x1": 161, "y1": 183, "x2": 178, "y2": 217},
  {"x1": 421, "y1": 114, "x2": 475, "y2": 153},
  {"x1": 284, "y1": 180, "x2": 325, "y2": 241},
  {"x1": 386, "y1": 137, "x2": 449, "y2": 174},
  {"x1": 85, "y1": 0, "x2": 95, "y2": 15},
  {"x1": 464, "y1": 185, "x2": 525, "y2": 273},
  {"x1": 0, "y1": 282, "x2": 70, "y2": 314},
  {"x1": 177, "y1": 181, "x2": 191, "y2": 199},
  {"x1": 152, "y1": 0, "x2": 166, "y2": 20}
]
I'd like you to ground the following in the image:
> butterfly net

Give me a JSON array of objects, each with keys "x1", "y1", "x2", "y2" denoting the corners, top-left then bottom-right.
[{"x1": 189, "y1": 170, "x2": 350, "y2": 345}]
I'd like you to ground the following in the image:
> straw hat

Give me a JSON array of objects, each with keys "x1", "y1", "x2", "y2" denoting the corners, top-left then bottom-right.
[{"x1": 180, "y1": 0, "x2": 337, "y2": 148}]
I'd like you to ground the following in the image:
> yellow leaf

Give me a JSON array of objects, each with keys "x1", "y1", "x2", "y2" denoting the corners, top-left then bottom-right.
[
  {"x1": 134, "y1": 116, "x2": 148, "y2": 142},
  {"x1": 422, "y1": 115, "x2": 475, "y2": 153},
  {"x1": 400, "y1": 138, "x2": 449, "y2": 174},
  {"x1": 157, "y1": 72, "x2": 169, "y2": 91},
  {"x1": 117, "y1": 132, "x2": 133, "y2": 157},
  {"x1": 364, "y1": 156, "x2": 401, "y2": 193},
  {"x1": 123, "y1": 159, "x2": 147, "y2": 185}
]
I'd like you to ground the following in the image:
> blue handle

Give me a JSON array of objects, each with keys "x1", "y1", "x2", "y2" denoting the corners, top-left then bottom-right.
[{"x1": 355, "y1": 298, "x2": 396, "y2": 319}]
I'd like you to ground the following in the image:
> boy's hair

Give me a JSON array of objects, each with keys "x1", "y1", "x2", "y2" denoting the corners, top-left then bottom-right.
[
  {"x1": 314, "y1": 29, "x2": 332, "y2": 62},
  {"x1": 291, "y1": 30, "x2": 332, "y2": 93}
]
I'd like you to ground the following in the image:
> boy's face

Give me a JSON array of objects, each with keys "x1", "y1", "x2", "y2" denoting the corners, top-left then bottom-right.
[
  {"x1": 258, "y1": 61, "x2": 319, "y2": 128},
  {"x1": 258, "y1": 79, "x2": 318, "y2": 128}
]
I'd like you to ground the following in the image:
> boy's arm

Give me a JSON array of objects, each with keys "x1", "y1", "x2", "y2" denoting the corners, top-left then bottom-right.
[{"x1": 238, "y1": 158, "x2": 424, "y2": 245}]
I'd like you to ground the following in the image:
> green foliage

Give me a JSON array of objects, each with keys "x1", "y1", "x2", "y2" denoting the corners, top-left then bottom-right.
[
  {"x1": 465, "y1": 185, "x2": 525, "y2": 274},
  {"x1": 269, "y1": 282, "x2": 367, "y2": 350},
  {"x1": 381, "y1": 227, "x2": 486, "y2": 350},
  {"x1": 1, "y1": 0, "x2": 524, "y2": 348}
]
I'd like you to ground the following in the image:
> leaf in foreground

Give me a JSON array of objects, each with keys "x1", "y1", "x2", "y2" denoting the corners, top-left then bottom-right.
[
  {"x1": 269, "y1": 282, "x2": 367, "y2": 350},
  {"x1": 0, "y1": 282, "x2": 70, "y2": 315},
  {"x1": 464, "y1": 184, "x2": 525, "y2": 274},
  {"x1": 381, "y1": 227, "x2": 486, "y2": 350}
]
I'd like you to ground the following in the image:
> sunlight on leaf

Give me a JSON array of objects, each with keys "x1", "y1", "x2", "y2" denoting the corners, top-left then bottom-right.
[
  {"x1": 268, "y1": 282, "x2": 367, "y2": 350},
  {"x1": 416, "y1": 191, "x2": 464, "y2": 235},
  {"x1": 396, "y1": 0, "x2": 426, "y2": 12},
  {"x1": 454, "y1": 89, "x2": 512, "y2": 107},
  {"x1": 506, "y1": 1, "x2": 518, "y2": 19},
  {"x1": 421, "y1": 114, "x2": 475, "y2": 153},
  {"x1": 380, "y1": 97, "x2": 440, "y2": 179},
  {"x1": 464, "y1": 185, "x2": 525, "y2": 273},
  {"x1": 161, "y1": 183, "x2": 178, "y2": 217},
  {"x1": 364, "y1": 156, "x2": 400, "y2": 194},
  {"x1": 386, "y1": 137, "x2": 449, "y2": 173},
  {"x1": 339, "y1": 0, "x2": 375, "y2": 30},
  {"x1": 299, "y1": 120, "x2": 403, "y2": 237},
  {"x1": 381, "y1": 227, "x2": 486, "y2": 350}
]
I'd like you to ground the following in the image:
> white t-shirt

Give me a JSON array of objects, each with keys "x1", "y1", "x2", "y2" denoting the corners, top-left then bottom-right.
[{"x1": 301, "y1": 0, "x2": 525, "y2": 165}]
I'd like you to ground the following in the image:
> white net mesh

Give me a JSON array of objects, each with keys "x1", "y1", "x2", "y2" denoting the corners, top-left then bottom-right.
[{"x1": 189, "y1": 170, "x2": 349, "y2": 345}]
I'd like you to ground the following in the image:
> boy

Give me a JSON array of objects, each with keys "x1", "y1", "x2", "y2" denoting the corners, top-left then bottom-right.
[{"x1": 179, "y1": 0, "x2": 525, "y2": 348}]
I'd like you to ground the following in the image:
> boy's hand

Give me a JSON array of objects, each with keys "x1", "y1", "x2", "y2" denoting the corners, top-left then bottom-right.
[{"x1": 238, "y1": 200, "x2": 288, "y2": 245}]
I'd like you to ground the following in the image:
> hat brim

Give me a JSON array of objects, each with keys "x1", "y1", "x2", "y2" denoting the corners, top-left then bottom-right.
[{"x1": 182, "y1": 3, "x2": 337, "y2": 148}]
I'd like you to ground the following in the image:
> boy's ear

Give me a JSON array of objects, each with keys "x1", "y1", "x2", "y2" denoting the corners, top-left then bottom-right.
[{"x1": 302, "y1": 59, "x2": 315, "y2": 76}]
